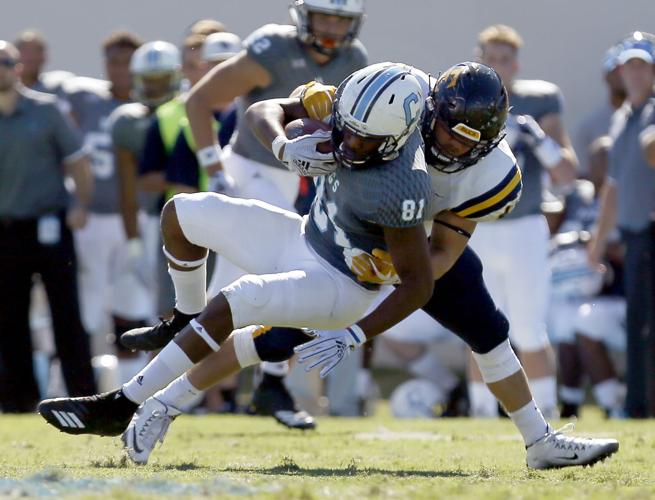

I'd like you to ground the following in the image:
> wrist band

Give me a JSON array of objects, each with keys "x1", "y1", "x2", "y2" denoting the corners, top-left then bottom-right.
[
  {"x1": 534, "y1": 137, "x2": 562, "y2": 169},
  {"x1": 272, "y1": 135, "x2": 287, "y2": 161},
  {"x1": 347, "y1": 324, "x2": 367, "y2": 345},
  {"x1": 196, "y1": 145, "x2": 222, "y2": 169}
]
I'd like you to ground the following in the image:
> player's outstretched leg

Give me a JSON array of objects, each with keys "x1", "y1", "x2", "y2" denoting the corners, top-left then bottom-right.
[{"x1": 474, "y1": 341, "x2": 619, "y2": 469}]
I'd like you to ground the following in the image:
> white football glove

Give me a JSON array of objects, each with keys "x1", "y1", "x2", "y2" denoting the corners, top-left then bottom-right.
[
  {"x1": 123, "y1": 238, "x2": 154, "y2": 288},
  {"x1": 272, "y1": 131, "x2": 336, "y2": 177},
  {"x1": 506, "y1": 114, "x2": 561, "y2": 168},
  {"x1": 208, "y1": 170, "x2": 237, "y2": 196},
  {"x1": 294, "y1": 326, "x2": 366, "y2": 378}
]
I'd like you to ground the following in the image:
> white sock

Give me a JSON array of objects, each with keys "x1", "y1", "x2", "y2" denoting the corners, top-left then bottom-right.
[
  {"x1": 169, "y1": 263, "x2": 207, "y2": 314},
  {"x1": 122, "y1": 342, "x2": 194, "y2": 404},
  {"x1": 593, "y1": 378, "x2": 624, "y2": 411},
  {"x1": 468, "y1": 381, "x2": 498, "y2": 417},
  {"x1": 261, "y1": 361, "x2": 289, "y2": 377},
  {"x1": 559, "y1": 385, "x2": 585, "y2": 405},
  {"x1": 509, "y1": 400, "x2": 549, "y2": 446},
  {"x1": 155, "y1": 373, "x2": 202, "y2": 412},
  {"x1": 528, "y1": 376, "x2": 557, "y2": 416}
]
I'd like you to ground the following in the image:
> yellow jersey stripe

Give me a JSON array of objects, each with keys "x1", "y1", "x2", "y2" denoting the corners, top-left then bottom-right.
[{"x1": 454, "y1": 167, "x2": 522, "y2": 218}]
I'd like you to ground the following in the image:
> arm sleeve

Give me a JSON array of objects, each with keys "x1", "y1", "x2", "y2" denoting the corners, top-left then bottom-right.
[
  {"x1": 139, "y1": 119, "x2": 168, "y2": 175},
  {"x1": 165, "y1": 132, "x2": 200, "y2": 189}
]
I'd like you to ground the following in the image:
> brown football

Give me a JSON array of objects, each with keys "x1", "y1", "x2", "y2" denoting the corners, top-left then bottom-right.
[{"x1": 284, "y1": 118, "x2": 333, "y2": 153}]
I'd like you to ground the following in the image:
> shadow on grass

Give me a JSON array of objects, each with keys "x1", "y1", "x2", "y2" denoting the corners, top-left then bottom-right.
[{"x1": 222, "y1": 464, "x2": 469, "y2": 479}]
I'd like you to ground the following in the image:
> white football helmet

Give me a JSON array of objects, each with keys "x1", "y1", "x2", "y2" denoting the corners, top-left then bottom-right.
[
  {"x1": 332, "y1": 62, "x2": 425, "y2": 168},
  {"x1": 201, "y1": 32, "x2": 242, "y2": 62},
  {"x1": 290, "y1": 0, "x2": 365, "y2": 55},
  {"x1": 390, "y1": 379, "x2": 445, "y2": 418},
  {"x1": 130, "y1": 41, "x2": 181, "y2": 108},
  {"x1": 550, "y1": 238, "x2": 604, "y2": 300}
]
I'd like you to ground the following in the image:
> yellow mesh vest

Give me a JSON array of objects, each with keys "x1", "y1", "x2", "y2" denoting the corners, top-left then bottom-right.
[{"x1": 156, "y1": 98, "x2": 219, "y2": 194}]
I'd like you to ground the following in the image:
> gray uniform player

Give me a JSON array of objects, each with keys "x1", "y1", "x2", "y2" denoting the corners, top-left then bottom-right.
[
  {"x1": 184, "y1": 0, "x2": 368, "y2": 408},
  {"x1": 37, "y1": 64, "x2": 436, "y2": 453},
  {"x1": 104, "y1": 41, "x2": 183, "y2": 384},
  {"x1": 64, "y1": 33, "x2": 142, "y2": 351},
  {"x1": 469, "y1": 25, "x2": 578, "y2": 417}
]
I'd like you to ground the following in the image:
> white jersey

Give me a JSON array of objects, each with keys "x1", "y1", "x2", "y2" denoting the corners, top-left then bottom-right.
[
  {"x1": 428, "y1": 139, "x2": 522, "y2": 221},
  {"x1": 409, "y1": 69, "x2": 522, "y2": 223}
]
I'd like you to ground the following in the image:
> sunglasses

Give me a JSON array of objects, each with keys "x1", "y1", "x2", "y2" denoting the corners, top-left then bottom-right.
[{"x1": 0, "y1": 59, "x2": 17, "y2": 68}]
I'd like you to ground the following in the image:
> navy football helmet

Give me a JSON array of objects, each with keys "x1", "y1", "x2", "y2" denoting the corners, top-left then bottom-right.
[{"x1": 422, "y1": 62, "x2": 508, "y2": 173}]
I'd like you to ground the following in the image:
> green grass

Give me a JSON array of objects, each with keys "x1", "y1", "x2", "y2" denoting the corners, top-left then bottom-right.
[{"x1": 0, "y1": 407, "x2": 653, "y2": 499}]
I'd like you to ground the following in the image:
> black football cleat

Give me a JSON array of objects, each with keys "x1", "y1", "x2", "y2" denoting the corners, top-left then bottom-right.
[
  {"x1": 38, "y1": 389, "x2": 139, "y2": 437},
  {"x1": 120, "y1": 309, "x2": 198, "y2": 351},
  {"x1": 248, "y1": 373, "x2": 316, "y2": 430}
]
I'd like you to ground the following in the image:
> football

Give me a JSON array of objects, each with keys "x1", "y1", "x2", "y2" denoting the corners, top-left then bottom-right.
[{"x1": 284, "y1": 118, "x2": 333, "y2": 153}]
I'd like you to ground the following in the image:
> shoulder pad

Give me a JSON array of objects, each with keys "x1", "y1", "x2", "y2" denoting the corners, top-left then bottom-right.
[
  {"x1": 512, "y1": 79, "x2": 561, "y2": 98},
  {"x1": 62, "y1": 76, "x2": 110, "y2": 98}
]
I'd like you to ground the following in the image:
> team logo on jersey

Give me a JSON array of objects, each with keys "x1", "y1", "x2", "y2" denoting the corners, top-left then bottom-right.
[{"x1": 452, "y1": 123, "x2": 481, "y2": 142}]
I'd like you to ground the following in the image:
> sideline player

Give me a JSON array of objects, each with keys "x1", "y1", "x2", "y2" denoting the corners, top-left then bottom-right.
[{"x1": 468, "y1": 25, "x2": 578, "y2": 417}]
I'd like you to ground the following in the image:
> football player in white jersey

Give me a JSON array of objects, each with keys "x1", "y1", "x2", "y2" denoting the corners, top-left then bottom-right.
[
  {"x1": 39, "y1": 62, "x2": 617, "y2": 469},
  {"x1": 468, "y1": 25, "x2": 579, "y2": 417},
  {"x1": 64, "y1": 32, "x2": 145, "y2": 357}
]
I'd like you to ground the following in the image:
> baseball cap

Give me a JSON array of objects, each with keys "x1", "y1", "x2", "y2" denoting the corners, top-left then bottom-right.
[{"x1": 618, "y1": 31, "x2": 655, "y2": 65}]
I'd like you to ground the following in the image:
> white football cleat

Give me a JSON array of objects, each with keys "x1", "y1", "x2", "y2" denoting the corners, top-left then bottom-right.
[
  {"x1": 526, "y1": 423, "x2": 619, "y2": 469},
  {"x1": 121, "y1": 397, "x2": 181, "y2": 465}
]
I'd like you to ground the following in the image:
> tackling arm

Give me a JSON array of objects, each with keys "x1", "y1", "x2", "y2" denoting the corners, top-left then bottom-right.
[
  {"x1": 429, "y1": 211, "x2": 477, "y2": 280},
  {"x1": 354, "y1": 224, "x2": 434, "y2": 340}
]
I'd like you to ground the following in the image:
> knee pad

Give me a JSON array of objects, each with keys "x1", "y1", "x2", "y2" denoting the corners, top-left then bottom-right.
[
  {"x1": 221, "y1": 275, "x2": 273, "y2": 328},
  {"x1": 254, "y1": 327, "x2": 313, "y2": 363},
  {"x1": 472, "y1": 339, "x2": 522, "y2": 384},
  {"x1": 233, "y1": 326, "x2": 262, "y2": 368}
]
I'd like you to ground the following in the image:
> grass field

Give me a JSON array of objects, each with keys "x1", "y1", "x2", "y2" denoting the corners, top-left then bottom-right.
[{"x1": 0, "y1": 407, "x2": 653, "y2": 499}]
